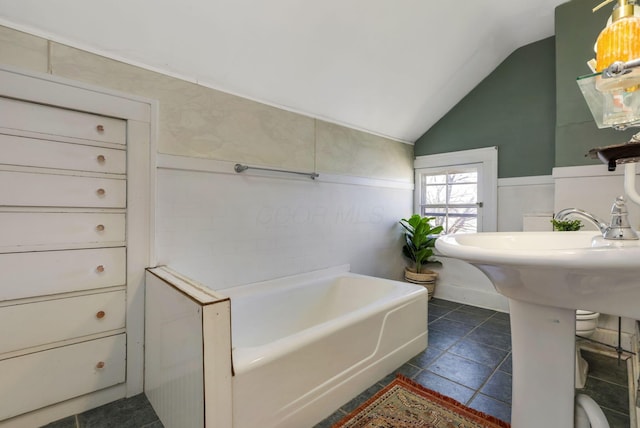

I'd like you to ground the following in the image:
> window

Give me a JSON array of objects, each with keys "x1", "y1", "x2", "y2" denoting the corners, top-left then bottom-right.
[
  {"x1": 419, "y1": 165, "x2": 480, "y2": 233},
  {"x1": 414, "y1": 147, "x2": 497, "y2": 233}
]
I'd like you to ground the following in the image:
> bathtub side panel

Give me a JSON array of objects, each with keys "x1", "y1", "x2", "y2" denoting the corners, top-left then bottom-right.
[
  {"x1": 281, "y1": 294, "x2": 429, "y2": 428},
  {"x1": 232, "y1": 314, "x2": 383, "y2": 428},
  {"x1": 203, "y1": 300, "x2": 232, "y2": 428},
  {"x1": 231, "y1": 289, "x2": 428, "y2": 428},
  {"x1": 144, "y1": 271, "x2": 205, "y2": 428},
  {"x1": 376, "y1": 296, "x2": 429, "y2": 357}
]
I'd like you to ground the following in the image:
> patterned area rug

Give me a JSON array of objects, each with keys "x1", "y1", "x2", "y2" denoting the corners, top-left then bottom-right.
[{"x1": 333, "y1": 375, "x2": 510, "y2": 428}]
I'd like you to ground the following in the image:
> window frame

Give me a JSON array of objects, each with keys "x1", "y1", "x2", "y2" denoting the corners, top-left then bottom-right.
[{"x1": 414, "y1": 147, "x2": 497, "y2": 233}]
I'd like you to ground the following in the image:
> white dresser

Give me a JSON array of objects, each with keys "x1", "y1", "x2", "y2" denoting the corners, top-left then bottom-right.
[{"x1": 0, "y1": 96, "x2": 128, "y2": 420}]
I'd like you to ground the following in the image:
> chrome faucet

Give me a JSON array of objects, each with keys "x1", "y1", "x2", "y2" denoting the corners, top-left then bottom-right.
[{"x1": 554, "y1": 196, "x2": 639, "y2": 240}]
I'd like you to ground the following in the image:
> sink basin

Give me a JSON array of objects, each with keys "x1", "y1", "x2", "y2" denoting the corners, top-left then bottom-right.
[
  {"x1": 436, "y1": 231, "x2": 640, "y2": 319},
  {"x1": 436, "y1": 231, "x2": 640, "y2": 428}
]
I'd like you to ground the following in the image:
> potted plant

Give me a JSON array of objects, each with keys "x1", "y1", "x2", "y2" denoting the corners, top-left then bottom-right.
[
  {"x1": 399, "y1": 214, "x2": 444, "y2": 300},
  {"x1": 550, "y1": 218, "x2": 583, "y2": 231}
]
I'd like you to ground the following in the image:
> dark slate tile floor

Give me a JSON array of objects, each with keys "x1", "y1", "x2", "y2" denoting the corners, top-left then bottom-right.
[
  {"x1": 42, "y1": 394, "x2": 163, "y2": 428},
  {"x1": 579, "y1": 348, "x2": 631, "y2": 428},
  {"x1": 315, "y1": 298, "x2": 514, "y2": 427},
  {"x1": 316, "y1": 298, "x2": 636, "y2": 428},
  {"x1": 42, "y1": 298, "x2": 635, "y2": 428}
]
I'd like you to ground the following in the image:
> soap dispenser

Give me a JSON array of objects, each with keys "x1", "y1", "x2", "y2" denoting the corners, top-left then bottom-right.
[{"x1": 595, "y1": 0, "x2": 640, "y2": 72}]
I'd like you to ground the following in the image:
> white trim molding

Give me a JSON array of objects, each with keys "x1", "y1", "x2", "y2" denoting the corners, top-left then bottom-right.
[
  {"x1": 414, "y1": 146, "x2": 498, "y2": 169},
  {"x1": 157, "y1": 153, "x2": 414, "y2": 190},
  {"x1": 552, "y1": 164, "x2": 621, "y2": 179},
  {"x1": 498, "y1": 175, "x2": 553, "y2": 187}
]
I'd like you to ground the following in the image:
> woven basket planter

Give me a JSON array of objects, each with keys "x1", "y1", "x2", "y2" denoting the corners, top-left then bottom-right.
[{"x1": 404, "y1": 268, "x2": 438, "y2": 300}]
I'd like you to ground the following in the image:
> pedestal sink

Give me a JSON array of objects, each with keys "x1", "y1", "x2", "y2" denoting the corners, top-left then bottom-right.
[{"x1": 436, "y1": 231, "x2": 640, "y2": 428}]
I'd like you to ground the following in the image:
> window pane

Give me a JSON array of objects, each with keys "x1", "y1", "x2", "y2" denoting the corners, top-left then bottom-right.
[
  {"x1": 447, "y1": 171, "x2": 477, "y2": 184},
  {"x1": 448, "y1": 207, "x2": 477, "y2": 216},
  {"x1": 424, "y1": 185, "x2": 447, "y2": 204},
  {"x1": 421, "y1": 207, "x2": 446, "y2": 217},
  {"x1": 446, "y1": 208, "x2": 477, "y2": 234},
  {"x1": 448, "y1": 216, "x2": 477, "y2": 233},
  {"x1": 425, "y1": 174, "x2": 446, "y2": 184},
  {"x1": 448, "y1": 183, "x2": 477, "y2": 204},
  {"x1": 430, "y1": 215, "x2": 447, "y2": 229}
]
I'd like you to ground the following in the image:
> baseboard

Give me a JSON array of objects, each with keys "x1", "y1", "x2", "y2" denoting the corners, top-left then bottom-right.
[
  {"x1": 0, "y1": 384, "x2": 126, "y2": 428},
  {"x1": 433, "y1": 283, "x2": 509, "y2": 313}
]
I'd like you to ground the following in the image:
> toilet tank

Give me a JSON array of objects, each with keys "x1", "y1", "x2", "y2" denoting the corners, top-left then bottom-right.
[{"x1": 522, "y1": 213, "x2": 553, "y2": 231}]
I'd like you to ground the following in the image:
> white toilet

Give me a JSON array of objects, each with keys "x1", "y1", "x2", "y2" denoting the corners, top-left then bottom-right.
[
  {"x1": 575, "y1": 310, "x2": 601, "y2": 389},
  {"x1": 575, "y1": 393, "x2": 610, "y2": 428},
  {"x1": 575, "y1": 311, "x2": 611, "y2": 427}
]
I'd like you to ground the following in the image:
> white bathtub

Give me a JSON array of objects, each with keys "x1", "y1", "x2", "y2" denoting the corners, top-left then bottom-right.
[{"x1": 220, "y1": 265, "x2": 428, "y2": 428}]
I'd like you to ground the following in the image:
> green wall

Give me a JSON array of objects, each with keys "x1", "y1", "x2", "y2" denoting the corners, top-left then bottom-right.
[
  {"x1": 415, "y1": 0, "x2": 640, "y2": 176},
  {"x1": 414, "y1": 37, "x2": 556, "y2": 178},
  {"x1": 555, "y1": 0, "x2": 636, "y2": 167}
]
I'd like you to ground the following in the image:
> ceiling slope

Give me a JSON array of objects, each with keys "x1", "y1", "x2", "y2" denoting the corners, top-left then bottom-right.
[{"x1": 0, "y1": 0, "x2": 567, "y2": 142}]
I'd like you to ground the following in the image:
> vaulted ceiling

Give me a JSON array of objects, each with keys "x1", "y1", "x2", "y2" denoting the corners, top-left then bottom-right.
[{"x1": 0, "y1": 0, "x2": 567, "y2": 142}]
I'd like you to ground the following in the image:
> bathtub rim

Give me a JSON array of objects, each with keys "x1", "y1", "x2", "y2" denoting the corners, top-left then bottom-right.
[
  {"x1": 218, "y1": 264, "x2": 424, "y2": 300},
  {"x1": 215, "y1": 264, "x2": 352, "y2": 297}
]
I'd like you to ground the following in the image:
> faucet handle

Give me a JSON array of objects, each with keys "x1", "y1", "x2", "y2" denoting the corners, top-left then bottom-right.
[
  {"x1": 604, "y1": 196, "x2": 639, "y2": 239},
  {"x1": 611, "y1": 196, "x2": 628, "y2": 214}
]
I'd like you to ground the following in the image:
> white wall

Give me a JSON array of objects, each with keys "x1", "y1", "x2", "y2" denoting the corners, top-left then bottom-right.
[
  {"x1": 430, "y1": 258, "x2": 508, "y2": 312},
  {"x1": 155, "y1": 156, "x2": 413, "y2": 290},
  {"x1": 498, "y1": 176, "x2": 555, "y2": 232},
  {"x1": 154, "y1": 165, "x2": 560, "y2": 312},
  {"x1": 554, "y1": 164, "x2": 640, "y2": 230}
]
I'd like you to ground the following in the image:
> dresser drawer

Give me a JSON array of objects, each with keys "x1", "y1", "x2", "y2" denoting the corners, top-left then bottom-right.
[
  {"x1": 0, "y1": 97, "x2": 126, "y2": 145},
  {"x1": 0, "y1": 171, "x2": 126, "y2": 208},
  {"x1": 0, "y1": 290, "x2": 125, "y2": 355},
  {"x1": 0, "y1": 247, "x2": 126, "y2": 301},
  {"x1": 0, "y1": 212, "x2": 125, "y2": 251},
  {"x1": 0, "y1": 133, "x2": 126, "y2": 174},
  {"x1": 0, "y1": 334, "x2": 126, "y2": 420}
]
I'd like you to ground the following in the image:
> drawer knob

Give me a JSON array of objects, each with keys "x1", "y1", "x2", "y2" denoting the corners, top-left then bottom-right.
[
  {"x1": 96, "y1": 188, "x2": 106, "y2": 197},
  {"x1": 96, "y1": 265, "x2": 105, "y2": 273},
  {"x1": 97, "y1": 154, "x2": 106, "y2": 164},
  {"x1": 96, "y1": 310, "x2": 106, "y2": 319},
  {"x1": 96, "y1": 224, "x2": 105, "y2": 232},
  {"x1": 96, "y1": 361, "x2": 105, "y2": 369},
  {"x1": 96, "y1": 125, "x2": 105, "y2": 133}
]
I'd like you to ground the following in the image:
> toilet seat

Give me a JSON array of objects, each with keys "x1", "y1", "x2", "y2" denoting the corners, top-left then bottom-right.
[
  {"x1": 576, "y1": 310, "x2": 600, "y2": 318},
  {"x1": 576, "y1": 311, "x2": 600, "y2": 337}
]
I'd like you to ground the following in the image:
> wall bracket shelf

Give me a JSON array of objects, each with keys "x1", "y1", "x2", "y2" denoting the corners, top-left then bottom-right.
[{"x1": 587, "y1": 140, "x2": 640, "y2": 171}]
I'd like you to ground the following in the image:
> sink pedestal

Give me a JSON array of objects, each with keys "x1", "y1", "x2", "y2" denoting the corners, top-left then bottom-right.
[
  {"x1": 435, "y1": 231, "x2": 640, "y2": 427},
  {"x1": 509, "y1": 299, "x2": 576, "y2": 428}
]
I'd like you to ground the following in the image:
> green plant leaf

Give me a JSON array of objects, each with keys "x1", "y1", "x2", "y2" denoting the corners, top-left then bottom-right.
[
  {"x1": 399, "y1": 214, "x2": 442, "y2": 270},
  {"x1": 551, "y1": 219, "x2": 583, "y2": 231}
]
